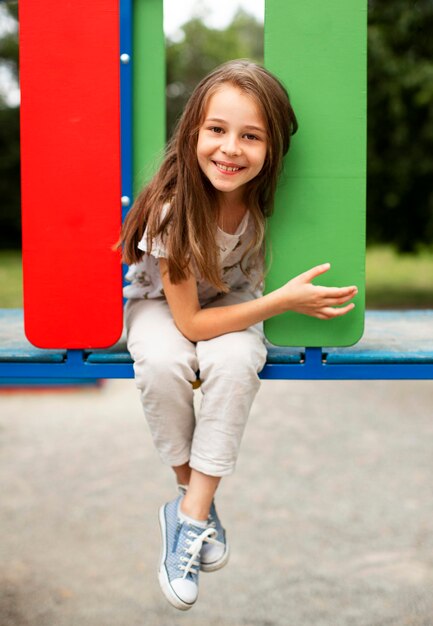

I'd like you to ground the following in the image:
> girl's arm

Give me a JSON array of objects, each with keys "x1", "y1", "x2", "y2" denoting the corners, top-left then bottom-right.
[{"x1": 160, "y1": 259, "x2": 358, "y2": 342}]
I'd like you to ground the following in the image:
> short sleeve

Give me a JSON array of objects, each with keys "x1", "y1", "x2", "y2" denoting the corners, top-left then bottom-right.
[
  {"x1": 136, "y1": 202, "x2": 170, "y2": 259},
  {"x1": 137, "y1": 227, "x2": 168, "y2": 259}
]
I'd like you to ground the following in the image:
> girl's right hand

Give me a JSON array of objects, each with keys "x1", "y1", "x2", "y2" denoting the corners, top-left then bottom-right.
[{"x1": 277, "y1": 263, "x2": 358, "y2": 320}]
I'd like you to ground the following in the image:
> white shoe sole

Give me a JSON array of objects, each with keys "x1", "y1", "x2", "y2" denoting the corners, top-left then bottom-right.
[
  {"x1": 157, "y1": 505, "x2": 196, "y2": 611},
  {"x1": 201, "y1": 540, "x2": 230, "y2": 573}
]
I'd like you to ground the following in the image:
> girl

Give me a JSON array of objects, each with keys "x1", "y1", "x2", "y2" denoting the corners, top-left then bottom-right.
[{"x1": 120, "y1": 60, "x2": 357, "y2": 611}]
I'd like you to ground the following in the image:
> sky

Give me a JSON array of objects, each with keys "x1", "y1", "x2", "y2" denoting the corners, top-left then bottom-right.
[
  {"x1": 164, "y1": 0, "x2": 263, "y2": 39},
  {"x1": 0, "y1": 4, "x2": 18, "y2": 106}
]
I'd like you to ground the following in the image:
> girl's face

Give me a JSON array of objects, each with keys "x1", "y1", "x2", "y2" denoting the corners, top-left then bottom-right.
[{"x1": 196, "y1": 84, "x2": 268, "y2": 204}]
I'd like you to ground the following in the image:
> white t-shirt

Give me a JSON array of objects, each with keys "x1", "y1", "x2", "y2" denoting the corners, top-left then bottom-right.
[{"x1": 123, "y1": 210, "x2": 262, "y2": 305}]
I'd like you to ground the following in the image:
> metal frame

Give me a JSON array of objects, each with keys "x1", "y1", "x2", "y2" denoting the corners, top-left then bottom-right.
[{"x1": 1, "y1": 348, "x2": 433, "y2": 381}]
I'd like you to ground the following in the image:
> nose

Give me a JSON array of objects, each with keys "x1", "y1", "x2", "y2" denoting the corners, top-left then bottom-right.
[{"x1": 221, "y1": 133, "x2": 241, "y2": 157}]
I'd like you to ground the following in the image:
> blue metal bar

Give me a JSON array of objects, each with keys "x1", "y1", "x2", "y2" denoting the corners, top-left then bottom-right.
[
  {"x1": 65, "y1": 349, "x2": 85, "y2": 365},
  {"x1": 304, "y1": 347, "x2": 323, "y2": 367},
  {"x1": 0, "y1": 360, "x2": 432, "y2": 381},
  {"x1": 0, "y1": 361, "x2": 135, "y2": 380},
  {"x1": 120, "y1": 0, "x2": 133, "y2": 220},
  {"x1": 260, "y1": 362, "x2": 433, "y2": 380},
  {"x1": 120, "y1": 0, "x2": 133, "y2": 289}
]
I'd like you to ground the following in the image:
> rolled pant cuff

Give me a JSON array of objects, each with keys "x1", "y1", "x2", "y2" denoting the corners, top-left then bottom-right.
[
  {"x1": 189, "y1": 456, "x2": 236, "y2": 478},
  {"x1": 161, "y1": 451, "x2": 192, "y2": 469}
]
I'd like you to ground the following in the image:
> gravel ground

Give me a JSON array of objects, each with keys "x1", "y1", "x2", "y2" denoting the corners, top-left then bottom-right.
[{"x1": 1, "y1": 378, "x2": 432, "y2": 626}]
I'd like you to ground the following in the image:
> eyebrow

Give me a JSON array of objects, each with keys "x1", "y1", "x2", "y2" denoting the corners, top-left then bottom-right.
[{"x1": 205, "y1": 117, "x2": 266, "y2": 134}]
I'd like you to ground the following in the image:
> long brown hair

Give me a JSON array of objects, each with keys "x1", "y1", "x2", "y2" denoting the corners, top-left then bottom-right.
[{"x1": 120, "y1": 59, "x2": 298, "y2": 291}]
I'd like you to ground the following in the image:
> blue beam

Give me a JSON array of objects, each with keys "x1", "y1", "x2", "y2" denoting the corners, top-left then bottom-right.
[
  {"x1": 260, "y1": 362, "x2": 433, "y2": 381},
  {"x1": 1, "y1": 360, "x2": 433, "y2": 381}
]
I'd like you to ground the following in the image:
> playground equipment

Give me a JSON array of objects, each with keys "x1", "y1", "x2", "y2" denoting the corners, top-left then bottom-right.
[{"x1": 0, "y1": 0, "x2": 432, "y2": 381}]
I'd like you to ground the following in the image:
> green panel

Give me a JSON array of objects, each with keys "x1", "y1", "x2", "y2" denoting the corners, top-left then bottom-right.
[
  {"x1": 264, "y1": 0, "x2": 367, "y2": 347},
  {"x1": 133, "y1": 0, "x2": 165, "y2": 192}
]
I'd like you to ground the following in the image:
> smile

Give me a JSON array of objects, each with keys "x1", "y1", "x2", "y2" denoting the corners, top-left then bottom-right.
[{"x1": 213, "y1": 161, "x2": 245, "y2": 173}]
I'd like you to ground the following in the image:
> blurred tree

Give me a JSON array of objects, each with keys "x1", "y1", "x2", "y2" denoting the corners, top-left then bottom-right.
[
  {"x1": 166, "y1": 9, "x2": 263, "y2": 137},
  {"x1": 367, "y1": 0, "x2": 433, "y2": 251},
  {"x1": 0, "y1": 1, "x2": 20, "y2": 249}
]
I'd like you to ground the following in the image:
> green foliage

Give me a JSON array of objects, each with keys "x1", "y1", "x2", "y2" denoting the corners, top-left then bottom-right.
[
  {"x1": 0, "y1": 105, "x2": 20, "y2": 247},
  {"x1": 367, "y1": 0, "x2": 433, "y2": 251},
  {"x1": 366, "y1": 245, "x2": 433, "y2": 308},
  {"x1": 0, "y1": 250, "x2": 22, "y2": 307},
  {"x1": 166, "y1": 9, "x2": 263, "y2": 137}
]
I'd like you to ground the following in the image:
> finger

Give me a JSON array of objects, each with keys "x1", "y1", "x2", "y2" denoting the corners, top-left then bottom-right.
[
  {"x1": 321, "y1": 286, "x2": 358, "y2": 298},
  {"x1": 299, "y1": 263, "x2": 331, "y2": 283},
  {"x1": 322, "y1": 303, "x2": 356, "y2": 318},
  {"x1": 315, "y1": 312, "x2": 328, "y2": 320},
  {"x1": 323, "y1": 292, "x2": 358, "y2": 306}
]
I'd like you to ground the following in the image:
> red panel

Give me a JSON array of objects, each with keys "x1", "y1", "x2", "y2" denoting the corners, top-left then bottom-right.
[{"x1": 19, "y1": 0, "x2": 122, "y2": 349}]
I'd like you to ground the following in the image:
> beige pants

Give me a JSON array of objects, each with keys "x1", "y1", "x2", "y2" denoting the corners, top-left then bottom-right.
[{"x1": 125, "y1": 293, "x2": 267, "y2": 477}]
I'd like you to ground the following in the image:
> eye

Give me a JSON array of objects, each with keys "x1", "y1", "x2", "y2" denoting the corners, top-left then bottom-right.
[
  {"x1": 209, "y1": 126, "x2": 224, "y2": 134},
  {"x1": 244, "y1": 133, "x2": 260, "y2": 141}
]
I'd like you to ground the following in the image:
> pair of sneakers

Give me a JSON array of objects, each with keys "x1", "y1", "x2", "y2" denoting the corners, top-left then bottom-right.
[{"x1": 158, "y1": 488, "x2": 229, "y2": 610}]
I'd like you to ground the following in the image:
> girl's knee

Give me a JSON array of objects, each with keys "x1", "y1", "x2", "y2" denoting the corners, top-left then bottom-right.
[
  {"x1": 199, "y1": 334, "x2": 267, "y2": 379},
  {"x1": 131, "y1": 342, "x2": 197, "y2": 390}
]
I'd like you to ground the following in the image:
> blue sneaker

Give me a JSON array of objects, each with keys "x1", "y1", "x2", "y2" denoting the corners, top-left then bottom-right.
[
  {"x1": 200, "y1": 499, "x2": 230, "y2": 572},
  {"x1": 177, "y1": 485, "x2": 229, "y2": 573},
  {"x1": 158, "y1": 496, "x2": 216, "y2": 610}
]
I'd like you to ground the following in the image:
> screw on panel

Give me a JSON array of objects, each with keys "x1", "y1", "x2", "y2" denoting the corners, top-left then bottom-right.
[
  {"x1": 120, "y1": 53, "x2": 130, "y2": 64},
  {"x1": 121, "y1": 196, "x2": 131, "y2": 207}
]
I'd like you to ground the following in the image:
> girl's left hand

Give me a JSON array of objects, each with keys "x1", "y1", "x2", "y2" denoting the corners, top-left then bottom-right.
[{"x1": 277, "y1": 263, "x2": 358, "y2": 319}]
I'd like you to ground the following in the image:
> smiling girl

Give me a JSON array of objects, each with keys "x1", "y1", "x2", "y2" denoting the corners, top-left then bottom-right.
[{"x1": 120, "y1": 60, "x2": 357, "y2": 611}]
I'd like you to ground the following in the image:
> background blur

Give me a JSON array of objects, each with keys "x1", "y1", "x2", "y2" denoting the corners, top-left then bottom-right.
[{"x1": 1, "y1": 0, "x2": 433, "y2": 308}]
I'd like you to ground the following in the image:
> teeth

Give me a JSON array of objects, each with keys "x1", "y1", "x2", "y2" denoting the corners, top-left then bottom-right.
[{"x1": 216, "y1": 163, "x2": 241, "y2": 172}]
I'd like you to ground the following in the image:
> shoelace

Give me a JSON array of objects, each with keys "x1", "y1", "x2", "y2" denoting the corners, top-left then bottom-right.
[
  {"x1": 206, "y1": 509, "x2": 223, "y2": 543},
  {"x1": 202, "y1": 514, "x2": 223, "y2": 551},
  {"x1": 179, "y1": 526, "x2": 217, "y2": 578}
]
